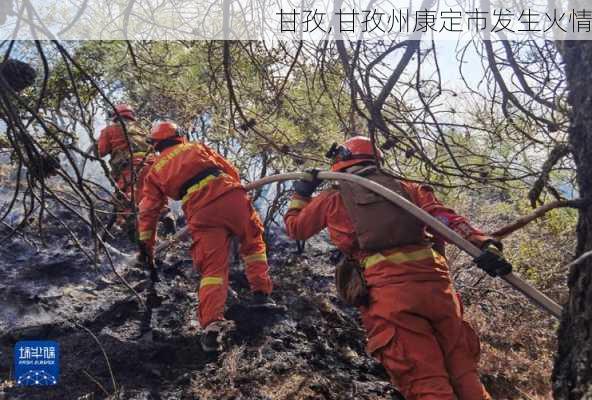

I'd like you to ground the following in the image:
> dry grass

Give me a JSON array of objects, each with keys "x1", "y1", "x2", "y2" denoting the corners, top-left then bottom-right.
[
  {"x1": 259, "y1": 373, "x2": 319, "y2": 399},
  {"x1": 445, "y1": 192, "x2": 574, "y2": 399},
  {"x1": 221, "y1": 344, "x2": 246, "y2": 386},
  {"x1": 466, "y1": 304, "x2": 556, "y2": 399}
]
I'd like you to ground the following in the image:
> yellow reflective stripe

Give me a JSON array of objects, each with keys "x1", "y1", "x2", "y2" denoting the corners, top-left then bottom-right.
[
  {"x1": 154, "y1": 143, "x2": 192, "y2": 172},
  {"x1": 243, "y1": 252, "x2": 267, "y2": 264},
  {"x1": 200, "y1": 276, "x2": 224, "y2": 288},
  {"x1": 288, "y1": 199, "x2": 309, "y2": 210},
  {"x1": 132, "y1": 152, "x2": 146, "y2": 158},
  {"x1": 362, "y1": 248, "x2": 436, "y2": 269},
  {"x1": 362, "y1": 253, "x2": 387, "y2": 269},
  {"x1": 138, "y1": 230, "x2": 153, "y2": 241},
  {"x1": 181, "y1": 174, "x2": 219, "y2": 204}
]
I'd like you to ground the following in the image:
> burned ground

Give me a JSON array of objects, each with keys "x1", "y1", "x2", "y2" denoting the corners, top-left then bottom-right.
[{"x1": 0, "y1": 208, "x2": 403, "y2": 400}]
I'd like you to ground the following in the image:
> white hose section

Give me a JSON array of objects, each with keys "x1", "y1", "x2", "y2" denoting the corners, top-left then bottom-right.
[{"x1": 152, "y1": 171, "x2": 562, "y2": 319}]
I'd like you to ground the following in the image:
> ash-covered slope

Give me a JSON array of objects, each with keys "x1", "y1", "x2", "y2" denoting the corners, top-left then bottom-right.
[{"x1": 0, "y1": 208, "x2": 403, "y2": 399}]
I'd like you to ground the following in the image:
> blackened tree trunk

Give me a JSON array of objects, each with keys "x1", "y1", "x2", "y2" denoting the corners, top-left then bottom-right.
[{"x1": 553, "y1": 41, "x2": 592, "y2": 399}]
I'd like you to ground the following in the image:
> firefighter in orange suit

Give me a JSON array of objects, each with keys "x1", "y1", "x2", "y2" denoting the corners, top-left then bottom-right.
[
  {"x1": 284, "y1": 136, "x2": 512, "y2": 400},
  {"x1": 137, "y1": 120, "x2": 274, "y2": 351},
  {"x1": 97, "y1": 104, "x2": 154, "y2": 228}
]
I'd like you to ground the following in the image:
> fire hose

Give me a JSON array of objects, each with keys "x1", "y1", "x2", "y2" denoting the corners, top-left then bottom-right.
[{"x1": 151, "y1": 171, "x2": 563, "y2": 319}]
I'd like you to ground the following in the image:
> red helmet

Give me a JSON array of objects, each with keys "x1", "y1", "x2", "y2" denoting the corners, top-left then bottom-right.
[
  {"x1": 111, "y1": 103, "x2": 135, "y2": 121},
  {"x1": 149, "y1": 120, "x2": 182, "y2": 144},
  {"x1": 330, "y1": 136, "x2": 383, "y2": 171}
]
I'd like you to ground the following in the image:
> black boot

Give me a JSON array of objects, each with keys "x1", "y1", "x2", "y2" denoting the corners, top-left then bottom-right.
[
  {"x1": 252, "y1": 292, "x2": 276, "y2": 306},
  {"x1": 200, "y1": 329, "x2": 219, "y2": 352},
  {"x1": 250, "y1": 292, "x2": 286, "y2": 312},
  {"x1": 200, "y1": 320, "x2": 236, "y2": 352}
]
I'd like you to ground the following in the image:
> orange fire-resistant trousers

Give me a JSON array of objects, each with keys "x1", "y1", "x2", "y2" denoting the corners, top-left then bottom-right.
[
  {"x1": 187, "y1": 188, "x2": 273, "y2": 328},
  {"x1": 361, "y1": 276, "x2": 491, "y2": 400}
]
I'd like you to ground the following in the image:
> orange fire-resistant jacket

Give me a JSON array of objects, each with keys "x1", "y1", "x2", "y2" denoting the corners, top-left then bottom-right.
[
  {"x1": 97, "y1": 121, "x2": 151, "y2": 172},
  {"x1": 137, "y1": 142, "x2": 242, "y2": 249},
  {"x1": 284, "y1": 181, "x2": 483, "y2": 283},
  {"x1": 98, "y1": 121, "x2": 154, "y2": 210}
]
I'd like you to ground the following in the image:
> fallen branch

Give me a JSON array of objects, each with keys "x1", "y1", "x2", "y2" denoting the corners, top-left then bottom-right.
[
  {"x1": 82, "y1": 369, "x2": 110, "y2": 397},
  {"x1": 74, "y1": 322, "x2": 119, "y2": 399}
]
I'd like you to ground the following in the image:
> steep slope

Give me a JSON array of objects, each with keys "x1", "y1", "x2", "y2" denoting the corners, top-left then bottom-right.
[{"x1": 0, "y1": 210, "x2": 403, "y2": 399}]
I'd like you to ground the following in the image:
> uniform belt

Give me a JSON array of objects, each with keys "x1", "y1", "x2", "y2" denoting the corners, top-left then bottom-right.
[{"x1": 179, "y1": 167, "x2": 222, "y2": 203}]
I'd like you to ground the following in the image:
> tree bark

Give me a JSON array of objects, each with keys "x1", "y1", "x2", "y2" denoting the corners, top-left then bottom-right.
[{"x1": 553, "y1": 40, "x2": 592, "y2": 399}]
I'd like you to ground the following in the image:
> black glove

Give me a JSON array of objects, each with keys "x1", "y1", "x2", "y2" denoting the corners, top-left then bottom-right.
[
  {"x1": 468, "y1": 233, "x2": 503, "y2": 252},
  {"x1": 473, "y1": 244, "x2": 512, "y2": 277},
  {"x1": 138, "y1": 242, "x2": 160, "y2": 283},
  {"x1": 293, "y1": 169, "x2": 322, "y2": 197}
]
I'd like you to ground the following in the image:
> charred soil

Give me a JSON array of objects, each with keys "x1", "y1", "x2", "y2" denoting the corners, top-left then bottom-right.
[{"x1": 0, "y1": 211, "x2": 402, "y2": 400}]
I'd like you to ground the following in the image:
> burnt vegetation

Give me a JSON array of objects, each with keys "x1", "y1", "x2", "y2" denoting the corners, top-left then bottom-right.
[{"x1": 0, "y1": 9, "x2": 590, "y2": 399}]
